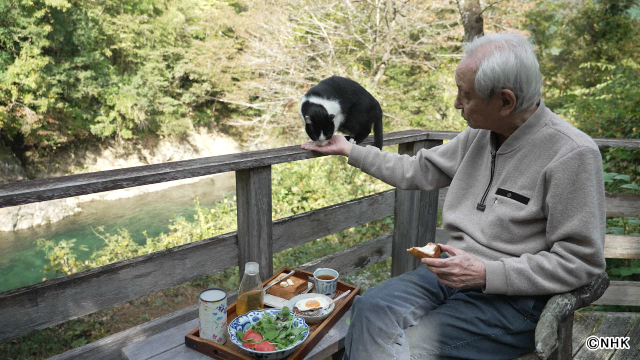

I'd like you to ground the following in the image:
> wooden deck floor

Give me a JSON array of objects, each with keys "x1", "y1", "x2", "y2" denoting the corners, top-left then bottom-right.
[{"x1": 569, "y1": 312, "x2": 640, "y2": 360}]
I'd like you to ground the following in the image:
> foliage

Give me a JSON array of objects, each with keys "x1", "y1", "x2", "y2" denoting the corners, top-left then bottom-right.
[
  {"x1": 4, "y1": 0, "x2": 640, "y2": 358},
  {"x1": 527, "y1": 0, "x2": 640, "y2": 92},
  {"x1": 35, "y1": 238, "x2": 88, "y2": 277},
  {"x1": 527, "y1": 0, "x2": 640, "y2": 178},
  {"x1": 36, "y1": 156, "x2": 393, "y2": 279},
  {"x1": 603, "y1": 171, "x2": 639, "y2": 194},
  {"x1": 0, "y1": 0, "x2": 478, "y2": 154},
  {"x1": 0, "y1": 0, "x2": 247, "y2": 151}
]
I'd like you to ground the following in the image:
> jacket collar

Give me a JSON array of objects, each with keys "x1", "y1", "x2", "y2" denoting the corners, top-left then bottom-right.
[{"x1": 495, "y1": 99, "x2": 549, "y2": 154}]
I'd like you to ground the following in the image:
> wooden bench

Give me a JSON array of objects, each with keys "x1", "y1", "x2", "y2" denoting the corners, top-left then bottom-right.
[{"x1": 0, "y1": 131, "x2": 637, "y2": 360}]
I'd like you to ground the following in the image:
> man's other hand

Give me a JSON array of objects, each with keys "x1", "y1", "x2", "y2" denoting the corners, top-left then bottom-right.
[
  {"x1": 301, "y1": 135, "x2": 353, "y2": 157},
  {"x1": 422, "y1": 244, "x2": 486, "y2": 288}
]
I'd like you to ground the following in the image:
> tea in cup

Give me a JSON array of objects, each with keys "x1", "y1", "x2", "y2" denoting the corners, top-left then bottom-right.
[{"x1": 313, "y1": 268, "x2": 339, "y2": 298}]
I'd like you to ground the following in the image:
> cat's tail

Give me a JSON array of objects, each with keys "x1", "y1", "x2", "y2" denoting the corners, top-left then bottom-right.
[{"x1": 373, "y1": 113, "x2": 383, "y2": 150}]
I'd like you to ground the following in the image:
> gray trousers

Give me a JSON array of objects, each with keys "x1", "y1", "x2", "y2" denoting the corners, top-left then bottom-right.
[{"x1": 343, "y1": 266, "x2": 550, "y2": 360}]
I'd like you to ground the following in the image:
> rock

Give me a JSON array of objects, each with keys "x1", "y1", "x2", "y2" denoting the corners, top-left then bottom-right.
[
  {"x1": 0, "y1": 141, "x2": 26, "y2": 184},
  {"x1": 0, "y1": 126, "x2": 241, "y2": 231},
  {"x1": 0, "y1": 198, "x2": 82, "y2": 232}
]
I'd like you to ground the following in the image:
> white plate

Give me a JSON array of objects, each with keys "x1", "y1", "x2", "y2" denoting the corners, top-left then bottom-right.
[{"x1": 288, "y1": 293, "x2": 335, "y2": 324}]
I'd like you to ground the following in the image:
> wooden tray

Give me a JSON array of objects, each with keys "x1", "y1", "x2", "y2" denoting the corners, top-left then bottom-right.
[{"x1": 185, "y1": 268, "x2": 360, "y2": 359}]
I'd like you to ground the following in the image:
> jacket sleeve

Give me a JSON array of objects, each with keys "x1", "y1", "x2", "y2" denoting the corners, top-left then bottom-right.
[
  {"x1": 347, "y1": 129, "x2": 472, "y2": 191},
  {"x1": 484, "y1": 146, "x2": 607, "y2": 295}
]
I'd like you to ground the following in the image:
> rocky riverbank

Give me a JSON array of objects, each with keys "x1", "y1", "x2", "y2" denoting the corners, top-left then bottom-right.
[{"x1": 0, "y1": 127, "x2": 240, "y2": 231}]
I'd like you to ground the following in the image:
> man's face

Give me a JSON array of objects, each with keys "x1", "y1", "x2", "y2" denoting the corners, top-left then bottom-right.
[{"x1": 454, "y1": 61, "x2": 502, "y2": 131}]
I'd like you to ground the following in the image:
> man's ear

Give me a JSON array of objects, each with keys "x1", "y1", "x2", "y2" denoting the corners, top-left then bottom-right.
[{"x1": 500, "y1": 89, "x2": 516, "y2": 116}]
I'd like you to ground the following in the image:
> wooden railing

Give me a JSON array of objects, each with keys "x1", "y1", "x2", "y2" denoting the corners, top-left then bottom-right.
[{"x1": 0, "y1": 130, "x2": 639, "y2": 359}]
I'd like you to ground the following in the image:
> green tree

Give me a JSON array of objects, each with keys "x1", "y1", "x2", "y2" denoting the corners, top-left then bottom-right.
[{"x1": 0, "y1": 0, "x2": 246, "y2": 152}]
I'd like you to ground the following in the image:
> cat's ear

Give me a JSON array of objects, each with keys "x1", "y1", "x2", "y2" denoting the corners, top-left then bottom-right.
[
  {"x1": 304, "y1": 116, "x2": 312, "y2": 124},
  {"x1": 328, "y1": 114, "x2": 335, "y2": 121}
]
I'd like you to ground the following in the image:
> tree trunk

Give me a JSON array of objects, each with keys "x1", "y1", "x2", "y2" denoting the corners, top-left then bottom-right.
[{"x1": 457, "y1": 0, "x2": 484, "y2": 43}]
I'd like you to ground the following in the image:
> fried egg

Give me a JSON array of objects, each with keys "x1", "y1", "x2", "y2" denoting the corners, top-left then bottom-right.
[{"x1": 295, "y1": 296, "x2": 329, "y2": 311}]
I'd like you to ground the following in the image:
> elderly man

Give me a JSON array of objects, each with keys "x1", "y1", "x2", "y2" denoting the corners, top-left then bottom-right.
[{"x1": 301, "y1": 33, "x2": 606, "y2": 359}]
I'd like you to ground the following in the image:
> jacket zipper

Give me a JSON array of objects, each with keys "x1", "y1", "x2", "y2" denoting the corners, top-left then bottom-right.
[{"x1": 477, "y1": 149, "x2": 497, "y2": 212}]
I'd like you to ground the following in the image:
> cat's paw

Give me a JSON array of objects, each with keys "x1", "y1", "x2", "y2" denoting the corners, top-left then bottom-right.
[{"x1": 348, "y1": 138, "x2": 356, "y2": 144}]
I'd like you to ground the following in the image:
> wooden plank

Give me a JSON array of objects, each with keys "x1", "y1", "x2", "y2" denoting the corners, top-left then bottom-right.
[
  {"x1": 54, "y1": 305, "x2": 200, "y2": 360},
  {"x1": 553, "y1": 315, "x2": 573, "y2": 360},
  {"x1": 571, "y1": 312, "x2": 604, "y2": 356},
  {"x1": 1, "y1": 132, "x2": 634, "y2": 210},
  {"x1": 236, "y1": 166, "x2": 273, "y2": 279},
  {"x1": 298, "y1": 233, "x2": 393, "y2": 277},
  {"x1": 604, "y1": 235, "x2": 640, "y2": 259},
  {"x1": 146, "y1": 345, "x2": 211, "y2": 360},
  {"x1": 606, "y1": 192, "x2": 640, "y2": 218},
  {"x1": 0, "y1": 233, "x2": 238, "y2": 343},
  {"x1": 304, "y1": 310, "x2": 350, "y2": 360},
  {"x1": 573, "y1": 313, "x2": 635, "y2": 360},
  {"x1": 0, "y1": 130, "x2": 457, "y2": 209},
  {"x1": 1, "y1": 192, "x2": 395, "y2": 343},
  {"x1": 122, "y1": 318, "x2": 200, "y2": 360},
  {"x1": 593, "y1": 138, "x2": 640, "y2": 148},
  {"x1": 392, "y1": 141, "x2": 424, "y2": 276},
  {"x1": 72, "y1": 291, "x2": 238, "y2": 360},
  {"x1": 592, "y1": 281, "x2": 640, "y2": 306},
  {"x1": 610, "y1": 314, "x2": 640, "y2": 360},
  {"x1": 391, "y1": 140, "x2": 443, "y2": 277},
  {"x1": 416, "y1": 141, "x2": 442, "y2": 272},
  {"x1": 272, "y1": 190, "x2": 395, "y2": 253}
]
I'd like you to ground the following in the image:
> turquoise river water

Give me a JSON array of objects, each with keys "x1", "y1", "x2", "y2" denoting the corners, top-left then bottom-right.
[{"x1": 0, "y1": 173, "x2": 236, "y2": 292}]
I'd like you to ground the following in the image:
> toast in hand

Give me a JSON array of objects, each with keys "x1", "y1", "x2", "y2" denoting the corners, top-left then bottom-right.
[{"x1": 406, "y1": 243, "x2": 442, "y2": 259}]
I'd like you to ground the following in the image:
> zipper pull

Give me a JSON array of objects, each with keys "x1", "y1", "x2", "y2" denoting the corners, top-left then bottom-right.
[{"x1": 477, "y1": 149, "x2": 497, "y2": 212}]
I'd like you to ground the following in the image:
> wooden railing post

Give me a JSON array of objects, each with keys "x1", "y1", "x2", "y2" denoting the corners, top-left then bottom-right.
[
  {"x1": 236, "y1": 166, "x2": 273, "y2": 280},
  {"x1": 391, "y1": 140, "x2": 443, "y2": 277}
]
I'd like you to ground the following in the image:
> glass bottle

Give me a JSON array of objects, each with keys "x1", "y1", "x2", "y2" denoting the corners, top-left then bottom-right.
[{"x1": 236, "y1": 262, "x2": 264, "y2": 316}]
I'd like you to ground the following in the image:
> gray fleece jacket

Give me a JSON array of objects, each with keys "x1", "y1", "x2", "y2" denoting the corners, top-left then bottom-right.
[{"x1": 348, "y1": 101, "x2": 606, "y2": 296}]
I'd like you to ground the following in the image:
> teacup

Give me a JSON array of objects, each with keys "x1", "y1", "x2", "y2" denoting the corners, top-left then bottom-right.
[{"x1": 313, "y1": 268, "x2": 339, "y2": 298}]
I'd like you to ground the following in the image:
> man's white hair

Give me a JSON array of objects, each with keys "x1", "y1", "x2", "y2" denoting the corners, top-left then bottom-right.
[{"x1": 463, "y1": 33, "x2": 542, "y2": 114}]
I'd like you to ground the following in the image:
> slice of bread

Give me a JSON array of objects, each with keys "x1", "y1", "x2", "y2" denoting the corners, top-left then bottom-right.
[
  {"x1": 266, "y1": 273, "x2": 308, "y2": 300},
  {"x1": 406, "y1": 243, "x2": 442, "y2": 259}
]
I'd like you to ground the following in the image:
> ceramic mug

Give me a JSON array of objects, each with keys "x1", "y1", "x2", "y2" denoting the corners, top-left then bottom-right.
[{"x1": 313, "y1": 268, "x2": 339, "y2": 298}]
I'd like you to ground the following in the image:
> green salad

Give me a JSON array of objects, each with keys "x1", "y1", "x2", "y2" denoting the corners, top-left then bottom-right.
[{"x1": 235, "y1": 307, "x2": 307, "y2": 350}]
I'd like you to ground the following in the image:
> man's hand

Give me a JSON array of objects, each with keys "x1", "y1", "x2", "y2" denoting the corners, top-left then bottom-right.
[
  {"x1": 301, "y1": 135, "x2": 353, "y2": 157},
  {"x1": 421, "y1": 244, "x2": 486, "y2": 288}
]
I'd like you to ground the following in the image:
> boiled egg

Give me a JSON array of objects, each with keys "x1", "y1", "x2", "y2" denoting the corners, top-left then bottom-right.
[{"x1": 295, "y1": 296, "x2": 329, "y2": 311}]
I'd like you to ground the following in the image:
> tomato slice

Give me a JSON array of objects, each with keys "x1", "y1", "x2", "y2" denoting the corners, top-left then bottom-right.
[
  {"x1": 255, "y1": 340, "x2": 276, "y2": 352},
  {"x1": 243, "y1": 329, "x2": 262, "y2": 343},
  {"x1": 243, "y1": 342, "x2": 257, "y2": 349}
]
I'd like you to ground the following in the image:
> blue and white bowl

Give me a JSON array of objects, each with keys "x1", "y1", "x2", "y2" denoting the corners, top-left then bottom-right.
[{"x1": 228, "y1": 308, "x2": 309, "y2": 360}]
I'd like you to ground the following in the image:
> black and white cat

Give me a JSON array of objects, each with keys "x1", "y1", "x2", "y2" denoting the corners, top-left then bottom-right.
[{"x1": 300, "y1": 76, "x2": 383, "y2": 149}]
